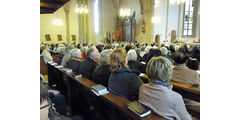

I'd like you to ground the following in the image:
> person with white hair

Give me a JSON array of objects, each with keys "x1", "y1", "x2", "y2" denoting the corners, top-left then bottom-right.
[
  {"x1": 141, "y1": 46, "x2": 152, "y2": 62},
  {"x1": 127, "y1": 50, "x2": 146, "y2": 73},
  {"x1": 160, "y1": 47, "x2": 174, "y2": 65},
  {"x1": 61, "y1": 46, "x2": 73, "y2": 67},
  {"x1": 42, "y1": 45, "x2": 53, "y2": 64},
  {"x1": 78, "y1": 46, "x2": 100, "y2": 79},
  {"x1": 66, "y1": 48, "x2": 83, "y2": 73}
]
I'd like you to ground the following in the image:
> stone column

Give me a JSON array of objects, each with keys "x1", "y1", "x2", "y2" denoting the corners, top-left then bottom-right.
[
  {"x1": 64, "y1": 4, "x2": 70, "y2": 43},
  {"x1": 142, "y1": 0, "x2": 154, "y2": 44}
]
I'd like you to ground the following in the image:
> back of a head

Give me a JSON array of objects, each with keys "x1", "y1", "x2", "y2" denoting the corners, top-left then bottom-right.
[
  {"x1": 99, "y1": 49, "x2": 113, "y2": 65},
  {"x1": 125, "y1": 44, "x2": 132, "y2": 53},
  {"x1": 149, "y1": 49, "x2": 161, "y2": 58},
  {"x1": 110, "y1": 48, "x2": 128, "y2": 72},
  {"x1": 172, "y1": 52, "x2": 188, "y2": 65},
  {"x1": 82, "y1": 46, "x2": 89, "y2": 53},
  {"x1": 65, "y1": 46, "x2": 73, "y2": 54},
  {"x1": 145, "y1": 46, "x2": 152, "y2": 53},
  {"x1": 146, "y1": 56, "x2": 173, "y2": 82},
  {"x1": 87, "y1": 46, "x2": 97, "y2": 58},
  {"x1": 71, "y1": 48, "x2": 81, "y2": 58},
  {"x1": 160, "y1": 47, "x2": 168, "y2": 55},
  {"x1": 127, "y1": 49, "x2": 137, "y2": 61}
]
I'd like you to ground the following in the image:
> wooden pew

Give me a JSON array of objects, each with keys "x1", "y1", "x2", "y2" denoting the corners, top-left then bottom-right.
[
  {"x1": 40, "y1": 55, "x2": 48, "y2": 75},
  {"x1": 47, "y1": 63, "x2": 166, "y2": 120},
  {"x1": 140, "y1": 75, "x2": 200, "y2": 102}
]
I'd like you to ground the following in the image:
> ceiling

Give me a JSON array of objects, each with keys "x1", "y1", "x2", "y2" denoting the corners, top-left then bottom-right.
[{"x1": 40, "y1": 0, "x2": 71, "y2": 14}]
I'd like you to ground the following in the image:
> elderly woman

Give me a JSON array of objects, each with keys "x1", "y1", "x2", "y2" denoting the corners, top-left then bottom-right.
[
  {"x1": 160, "y1": 47, "x2": 174, "y2": 66},
  {"x1": 92, "y1": 49, "x2": 113, "y2": 87},
  {"x1": 138, "y1": 56, "x2": 191, "y2": 120},
  {"x1": 66, "y1": 48, "x2": 83, "y2": 73},
  {"x1": 108, "y1": 48, "x2": 143, "y2": 101},
  {"x1": 127, "y1": 49, "x2": 146, "y2": 73},
  {"x1": 61, "y1": 46, "x2": 73, "y2": 67},
  {"x1": 42, "y1": 45, "x2": 53, "y2": 64}
]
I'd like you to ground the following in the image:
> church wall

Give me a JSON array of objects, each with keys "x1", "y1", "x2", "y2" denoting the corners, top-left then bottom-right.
[{"x1": 40, "y1": 1, "x2": 80, "y2": 44}]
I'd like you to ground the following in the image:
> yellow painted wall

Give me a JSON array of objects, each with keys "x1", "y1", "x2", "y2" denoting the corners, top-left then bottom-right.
[{"x1": 40, "y1": 1, "x2": 79, "y2": 44}]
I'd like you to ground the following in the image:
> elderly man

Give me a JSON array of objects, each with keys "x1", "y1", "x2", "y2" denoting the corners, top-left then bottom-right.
[
  {"x1": 61, "y1": 46, "x2": 73, "y2": 67},
  {"x1": 127, "y1": 49, "x2": 146, "y2": 73},
  {"x1": 160, "y1": 47, "x2": 174, "y2": 66},
  {"x1": 66, "y1": 49, "x2": 83, "y2": 73},
  {"x1": 78, "y1": 46, "x2": 100, "y2": 80}
]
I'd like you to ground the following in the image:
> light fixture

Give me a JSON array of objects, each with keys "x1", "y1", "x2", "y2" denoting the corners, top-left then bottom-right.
[
  {"x1": 119, "y1": 8, "x2": 131, "y2": 17},
  {"x1": 169, "y1": 0, "x2": 185, "y2": 5},
  {"x1": 75, "y1": 4, "x2": 88, "y2": 14},
  {"x1": 152, "y1": 16, "x2": 160, "y2": 23}
]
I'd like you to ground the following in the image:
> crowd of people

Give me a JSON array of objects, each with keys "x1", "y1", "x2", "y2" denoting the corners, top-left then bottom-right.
[{"x1": 40, "y1": 41, "x2": 200, "y2": 120}]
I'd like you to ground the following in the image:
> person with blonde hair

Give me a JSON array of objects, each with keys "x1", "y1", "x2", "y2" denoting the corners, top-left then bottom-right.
[
  {"x1": 138, "y1": 56, "x2": 191, "y2": 120},
  {"x1": 92, "y1": 49, "x2": 113, "y2": 87},
  {"x1": 108, "y1": 48, "x2": 143, "y2": 101}
]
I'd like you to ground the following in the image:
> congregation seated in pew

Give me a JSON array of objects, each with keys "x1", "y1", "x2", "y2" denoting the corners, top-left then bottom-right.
[{"x1": 41, "y1": 42, "x2": 200, "y2": 120}]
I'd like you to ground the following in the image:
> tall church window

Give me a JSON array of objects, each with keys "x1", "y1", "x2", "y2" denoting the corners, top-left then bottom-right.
[
  {"x1": 183, "y1": 0, "x2": 194, "y2": 36},
  {"x1": 94, "y1": 0, "x2": 101, "y2": 35}
]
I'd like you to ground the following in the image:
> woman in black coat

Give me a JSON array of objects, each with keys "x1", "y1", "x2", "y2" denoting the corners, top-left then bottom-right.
[
  {"x1": 108, "y1": 48, "x2": 143, "y2": 101},
  {"x1": 92, "y1": 49, "x2": 113, "y2": 87}
]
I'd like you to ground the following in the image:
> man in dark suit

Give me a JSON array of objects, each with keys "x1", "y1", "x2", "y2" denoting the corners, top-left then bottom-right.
[
  {"x1": 77, "y1": 46, "x2": 100, "y2": 80},
  {"x1": 66, "y1": 48, "x2": 83, "y2": 73}
]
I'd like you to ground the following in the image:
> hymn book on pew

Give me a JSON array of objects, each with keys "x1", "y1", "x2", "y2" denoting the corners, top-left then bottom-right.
[
  {"x1": 63, "y1": 68, "x2": 72, "y2": 74},
  {"x1": 91, "y1": 84, "x2": 109, "y2": 96},
  {"x1": 55, "y1": 65, "x2": 63, "y2": 69},
  {"x1": 127, "y1": 101, "x2": 151, "y2": 118},
  {"x1": 72, "y1": 74, "x2": 82, "y2": 79}
]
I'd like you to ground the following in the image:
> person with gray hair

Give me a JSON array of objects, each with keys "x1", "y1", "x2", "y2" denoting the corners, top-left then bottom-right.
[
  {"x1": 61, "y1": 46, "x2": 73, "y2": 67},
  {"x1": 160, "y1": 47, "x2": 174, "y2": 66},
  {"x1": 127, "y1": 49, "x2": 146, "y2": 73},
  {"x1": 66, "y1": 48, "x2": 83, "y2": 73},
  {"x1": 139, "y1": 56, "x2": 191, "y2": 120},
  {"x1": 92, "y1": 49, "x2": 113, "y2": 87},
  {"x1": 42, "y1": 45, "x2": 53, "y2": 64},
  {"x1": 78, "y1": 46, "x2": 100, "y2": 79}
]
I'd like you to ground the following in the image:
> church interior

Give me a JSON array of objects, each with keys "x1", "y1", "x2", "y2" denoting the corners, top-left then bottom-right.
[{"x1": 40, "y1": 0, "x2": 200, "y2": 120}]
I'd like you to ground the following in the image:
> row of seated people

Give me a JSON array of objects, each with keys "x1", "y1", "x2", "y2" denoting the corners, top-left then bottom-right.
[{"x1": 42, "y1": 43, "x2": 200, "y2": 120}]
